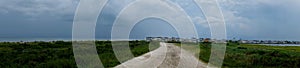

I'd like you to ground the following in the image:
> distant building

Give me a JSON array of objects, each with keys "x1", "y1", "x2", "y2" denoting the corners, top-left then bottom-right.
[{"x1": 203, "y1": 38, "x2": 211, "y2": 42}]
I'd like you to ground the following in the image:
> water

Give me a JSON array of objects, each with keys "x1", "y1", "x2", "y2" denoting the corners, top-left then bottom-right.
[
  {"x1": 0, "y1": 38, "x2": 72, "y2": 42},
  {"x1": 260, "y1": 44, "x2": 300, "y2": 46},
  {"x1": 0, "y1": 38, "x2": 136, "y2": 42}
]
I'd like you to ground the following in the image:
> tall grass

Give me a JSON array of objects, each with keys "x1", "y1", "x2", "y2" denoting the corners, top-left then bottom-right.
[
  {"x1": 0, "y1": 41, "x2": 160, "y2": 68},
  {"x1": 175, "y1": 42, "x2": 300, "y2": 67}
]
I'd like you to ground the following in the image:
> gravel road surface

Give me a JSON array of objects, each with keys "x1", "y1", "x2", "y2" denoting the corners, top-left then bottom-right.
[{"x1": 115, "y1": 42, "x2": 207, "y2": 68}]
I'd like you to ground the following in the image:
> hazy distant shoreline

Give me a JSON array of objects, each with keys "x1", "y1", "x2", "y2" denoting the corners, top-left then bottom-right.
[
  {"x1": 0, "y1": 38, "x2": 145, "y2": 42},
  {"x1": 0, "y1": 38, "x2": 105, "y2": 42},
  {"x1": 2, "y1": 38, "x2": 300, "y2": 47},
  {"x1": 0, "y1": 39, "x2": 70, "y2": 42}
]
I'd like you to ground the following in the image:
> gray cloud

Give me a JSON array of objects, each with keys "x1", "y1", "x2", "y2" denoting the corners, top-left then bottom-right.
[
  {"x1": 0, "y1": 0, "x2": 79, "y2": 17},
  {"x1": 1, "y1": 0, "x2": 300, "y2": 41}
]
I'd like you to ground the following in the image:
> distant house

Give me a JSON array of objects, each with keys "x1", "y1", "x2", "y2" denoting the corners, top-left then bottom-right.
[
  {"x1": 238, "y1": 40, "x2": 247, "y2": 44},
  {"x1": 203, "y1": 38, "x2": 211, "y2": 42},
  {"x1": 146, "y1": 37, "x2": 153, "y2": 42},
  {"x1": 146, "y1": 37, "x2": 164, "y2": 42}
]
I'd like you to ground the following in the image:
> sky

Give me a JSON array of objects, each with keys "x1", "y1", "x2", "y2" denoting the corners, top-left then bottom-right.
[{"x1": 0, "y1": 0, "x2": 300, "y2": 41}]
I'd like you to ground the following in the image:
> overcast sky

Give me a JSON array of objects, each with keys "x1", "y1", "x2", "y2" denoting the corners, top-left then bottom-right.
[{"x1": 0, "y1": 0, "x2": 300, "y2": 41}]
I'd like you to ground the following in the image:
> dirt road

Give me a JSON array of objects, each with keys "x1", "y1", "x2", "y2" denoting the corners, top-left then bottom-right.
[{"x1": 115, "y1": 42, "x2": 207, "y2": 68}]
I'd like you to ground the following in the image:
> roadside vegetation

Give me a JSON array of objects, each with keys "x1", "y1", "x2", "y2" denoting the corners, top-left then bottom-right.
[
  {"x1": 0, "y1": 40, "x2": 159, "y2": 68},
  {"x1": 174, "y1": 41, "x2": 300, "y2": 67}
]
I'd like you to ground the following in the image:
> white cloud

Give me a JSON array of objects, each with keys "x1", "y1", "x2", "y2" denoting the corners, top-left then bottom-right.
[
  {"x1": 104, "y1": 0, "x2": 133, "y2": 15},
  {"x1": 217, "y1": 0, "x2": 300, "y2": 39},
  {"x1": 192, "y1": 16, "x2": 208, "y2": 28}
]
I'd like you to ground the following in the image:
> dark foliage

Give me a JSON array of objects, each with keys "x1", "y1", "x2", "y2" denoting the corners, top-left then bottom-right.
[
  {"x1": 198, "y1": 42, "x2": 300, "y2": 67},
  {"x1": 0, "y1": 41, "x2": 158, "y2": 68}
]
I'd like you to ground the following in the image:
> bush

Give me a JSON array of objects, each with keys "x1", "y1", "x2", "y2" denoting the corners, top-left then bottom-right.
[
  {"x1": 0, "y1": 41, "x2": 159, "y2": 68},
  {"x1": 198, "y1": 42, "x2": 300, "y2": 67}
]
